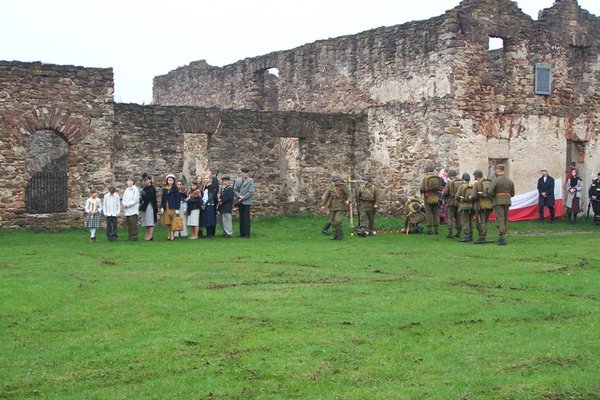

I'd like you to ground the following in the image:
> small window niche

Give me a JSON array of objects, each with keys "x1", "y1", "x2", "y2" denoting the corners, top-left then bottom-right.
[
  {"x1": 488, "y1": 37, "x2": 505, "y2": 82},
  {"x1": 534, "y1": 64, "x2": 552, "y2": 95}
]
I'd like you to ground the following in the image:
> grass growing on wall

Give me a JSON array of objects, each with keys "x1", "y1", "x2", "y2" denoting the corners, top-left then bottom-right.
[{"x1": 1, "y1": 216, "x2": 599, "y2": 399}]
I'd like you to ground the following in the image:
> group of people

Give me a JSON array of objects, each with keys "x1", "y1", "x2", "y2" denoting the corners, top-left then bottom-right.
[
  {"x1": 319, "y1": 162, "x2": 599, "y2": 245},
  {"x1": 538, "y1": 166, "x2": 600, "y2": 226},
  {"x1": 418, "y1": 163, "x2": 515, "y2": 245},
  {"x1": 83, "y1": 167, "x2": 255, "y2": 242},
  {"x1": 319, "y1": 163, "x2": 515, "y2": 245}
]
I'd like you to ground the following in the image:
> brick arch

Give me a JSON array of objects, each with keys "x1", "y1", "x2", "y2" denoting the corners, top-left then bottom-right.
[{"x1": 3, "y1": 107, "x2": 90, "y2": 146}]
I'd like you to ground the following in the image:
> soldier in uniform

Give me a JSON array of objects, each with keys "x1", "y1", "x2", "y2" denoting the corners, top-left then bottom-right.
[
  {"x1": 488, "y1": 164, "x2": 515, "y2": 245},
  {"x1": 356, "y1": 175, "x2": 381, "y2": 237},
  {"x1": 401, "y1": 197, "x2": 425, "y2": 234},
  {"x1": 443, "y1": 169, "x2": 463, "y2": 239},
  {"x1": 588, "y1": 172, "x2": 600, "y2": 225},
  {"x1": 471, "y1": 169, "x2": 493, "y2": 244},
  {"x1": 320, "y1": 174, "x2": 352, "y2": 240},
  {"x1": 419, "y1": 164, "x2": 442, "y2": 235},
  {"x1": 455, "y1": 173, "x2": 474, "y2": 242}
]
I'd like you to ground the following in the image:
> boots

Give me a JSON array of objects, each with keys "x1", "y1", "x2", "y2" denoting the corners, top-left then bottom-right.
[
  {"x1": 459, "y1": 235, "x2": 473, "y2": 242},
  {"x1": 455, "y1": 229, "x2": 462, "y2": 240},
  {"x1": 330, "y1": 230, "x2": 342, "y2": 240},
  {"x1": 322, "y1": 222, "x2": 331, "y2": 235},
  {"x1": 446, "y1": 229, "x2": 454, "y2": 239},
  {"x1": 474, "y1": 235, "x2": 486, "y2": 244},
  {"x1": 498, "y1": 236, "x2": 507, "y2": 245},
  {"x1": 426, "y1": 226, "x2": 433, "y2": 235}
]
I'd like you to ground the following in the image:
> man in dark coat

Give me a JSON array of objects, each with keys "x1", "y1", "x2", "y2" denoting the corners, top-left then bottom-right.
[
  {"x1": 218, "y1": 176, "x2": 234, "y2": 237},
  {"x1": 589, "y1": 172, "x2": 600, "y2": 226},
  {"x1": 537, "y1": 168, "x2": 555, "y2": 223}
]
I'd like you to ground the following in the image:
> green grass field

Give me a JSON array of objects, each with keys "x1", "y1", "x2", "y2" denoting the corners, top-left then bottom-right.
[{"x1": 1, "y1": 216, "x2": 599, "y2": 400}]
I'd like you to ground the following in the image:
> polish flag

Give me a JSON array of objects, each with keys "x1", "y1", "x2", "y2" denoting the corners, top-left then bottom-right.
[{"x1": 490, "y1": 178, "x2": 563, "y2": 222}]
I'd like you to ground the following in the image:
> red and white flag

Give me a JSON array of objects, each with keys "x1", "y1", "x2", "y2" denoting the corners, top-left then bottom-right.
[{"x1": 491, "y1": 178, "x2": 563, "y2": 222}]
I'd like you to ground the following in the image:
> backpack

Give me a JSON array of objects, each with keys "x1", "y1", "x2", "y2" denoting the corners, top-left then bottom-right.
[
  {"x1": 481, "y1": 178, "x2": 493, "y2": 199},
  {"x1": 459, "y1": 184, "x2": 474, "y2": 210},
  {"x1": 449, "y1": 179, "x2": 464, "y2": 197},
  {"x1": 425, "y1": 175, "x2": 441, "y2": 191}
]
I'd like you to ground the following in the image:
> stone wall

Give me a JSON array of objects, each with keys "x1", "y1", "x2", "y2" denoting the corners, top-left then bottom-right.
[
  {"x1": 153, "y1": 0, "x2": 600, "y2": 199},
  {"x1": 0, "y1": 61, "x2": 114, "y2": 229},
  {"x1": 3, "y1": 0, "x2": 600, "y2": 228},
  {"x1": 113, "y1": 104, "x2": 369, "y2": 216}
]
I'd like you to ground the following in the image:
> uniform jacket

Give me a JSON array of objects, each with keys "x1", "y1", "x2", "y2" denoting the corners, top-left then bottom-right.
[
  {"x1": 589, "y1": 178, "x2": 600, "y2": 201},
  {"x1": 321, "y1": 184, "x2": 351, "y2": 211},
  {"x1": 537, "y1": 175, "x2": 555, "y2": 206},
  {"x1": 489, "y1": 175, "x2": 515, "y2": 206},
  {"x1": 443, "y1": 178, "x2": 464, "y2": 207},
  {"x1": 357, "y1": 183, "x2": 380, "y2": 210}
]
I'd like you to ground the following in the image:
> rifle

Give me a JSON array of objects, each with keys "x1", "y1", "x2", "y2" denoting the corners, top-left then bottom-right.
[{"x1": 586, "y1": 200, "x2": 591, "y2": 221}]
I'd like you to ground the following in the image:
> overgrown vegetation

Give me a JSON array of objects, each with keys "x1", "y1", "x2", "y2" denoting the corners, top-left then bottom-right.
[{"x1": 1, "y1": 216, "x2": 599, "y2": 399}]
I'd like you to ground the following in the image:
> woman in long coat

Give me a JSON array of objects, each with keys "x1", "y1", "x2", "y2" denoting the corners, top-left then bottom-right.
[
  {"x1": 160, "y1": 174, "x2": 181, "y2": 240},
  {"x1": 565, "y1": 168, "x2": 583, "y2": 224},
  {"x1": 140, "y1": 173, "x2": 158, "y2": 241}
]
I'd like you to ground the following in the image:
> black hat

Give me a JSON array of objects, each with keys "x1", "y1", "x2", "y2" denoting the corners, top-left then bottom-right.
[
  {"x1": 240, "y1": 167, "x2": 250, "y2": 173},
  {"x1": 222, "y1": 175, "x2": 231, "y2": 181}
]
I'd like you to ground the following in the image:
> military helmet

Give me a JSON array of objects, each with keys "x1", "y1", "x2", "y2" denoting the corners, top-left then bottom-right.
[
  {"x1": 473, "y1": 169, "x2": 483, "y2": 178},
  {"x1": 448, "y1": 169, "x2": 457, "y2": 177},
  {"x1": 331, "y1": 174, "x2": 342, "y2": 182},
  {"x1": 461, "y1": 172, "x2": 471, "y2": 182}
]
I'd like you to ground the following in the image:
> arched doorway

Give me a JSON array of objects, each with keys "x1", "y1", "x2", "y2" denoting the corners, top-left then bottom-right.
[{"x1": 25, "y1": 130, "x2": 69, "y2": 213}]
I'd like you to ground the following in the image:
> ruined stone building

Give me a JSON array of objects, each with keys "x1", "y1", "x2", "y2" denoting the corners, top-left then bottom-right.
[{"x1": 1, "y1": 0, "x2": 599, "y2": 228}]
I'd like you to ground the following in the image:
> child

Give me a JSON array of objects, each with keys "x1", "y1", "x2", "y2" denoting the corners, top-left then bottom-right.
[
  {"x1": 103, "y1": 186, "x2": 121, "y2": 242},
  {"x1": 84, "y1": 189, "x2": 102, "y2": 241},
  {"x1": 186, "y1": 181, "x2": 202, "y2": 239}
]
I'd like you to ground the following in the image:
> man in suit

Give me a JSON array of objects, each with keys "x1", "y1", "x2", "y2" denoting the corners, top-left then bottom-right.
[
  {"x1": 233, "y1": 167, "x2": 255, "y2": 238},
  {"x1": 537, "y1": 168, "x2": 555, "y2": 223}
]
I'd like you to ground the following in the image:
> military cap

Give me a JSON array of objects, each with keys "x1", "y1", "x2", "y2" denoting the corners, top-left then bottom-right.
[
  {"x1": 473, "y1": 169, "x2": 483, "y2": 178},
  {"x1": 495, "y1": 164, "x2": 506, "y2": 171},
  {"x1": 240, "y1": 167, "x2": 250, "y2": 173},
  {"x1": 331, "y1": 174, "x2": 342, "y2": 182},
  {"x1": 221, "y1": 175, "x2": 231, "y2": 181},
  {"x1": 461, "y1": 172, "x2": 471, "y2": 181},
  {"x1": 425, "y1": 164, "x2": 435, "y2": 173},
  {"x1": 448, "y1": 169, "x2": 458, "y2": 177},
  {"x1": 362, "y1": 174, "x2": 373, "y2": 181}
]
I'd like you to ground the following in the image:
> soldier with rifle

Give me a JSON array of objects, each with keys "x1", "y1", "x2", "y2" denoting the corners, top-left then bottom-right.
[
  {"x1": 320, "y1": 174, "x2": 352, "y2": 240},
  {"x1": 356, "y1": 175, "x2": 381, "y2": 237}
]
